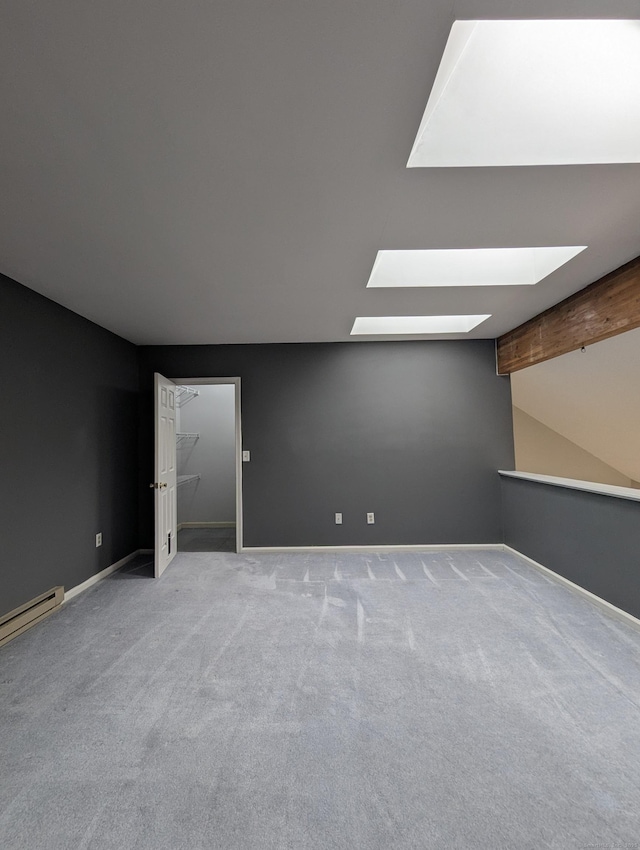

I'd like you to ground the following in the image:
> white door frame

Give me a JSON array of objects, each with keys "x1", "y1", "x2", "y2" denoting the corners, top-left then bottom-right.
[{"x1": 173, "y1": 377, "x2": 243, "y2": 553}]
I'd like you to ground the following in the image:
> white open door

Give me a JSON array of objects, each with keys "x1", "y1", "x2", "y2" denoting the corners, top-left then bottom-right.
[{"x1": 152, "y1": 373, "x2": 177, "y2": 577}]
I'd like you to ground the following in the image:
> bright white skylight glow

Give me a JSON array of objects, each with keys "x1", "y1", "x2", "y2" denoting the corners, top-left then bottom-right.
[
  {"x1": 350, "y1": 315, "x2": 491, "y2": 335},
  {"x1": 408, "y1": 19, "x2": 640, "y2": 167},
  {"x1": 366, "y1": 247, "x2": 586, "y2": 288}
]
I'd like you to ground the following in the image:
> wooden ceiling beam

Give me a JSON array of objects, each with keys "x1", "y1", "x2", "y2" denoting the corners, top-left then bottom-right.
[{"x1": 496, "y1": 254, "x2": 640, "y2": 374}]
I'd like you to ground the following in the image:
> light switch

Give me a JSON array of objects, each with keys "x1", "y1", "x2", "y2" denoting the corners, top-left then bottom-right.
[{"x1": 242, "y1": 451, "x2": 251, "y2": 462}]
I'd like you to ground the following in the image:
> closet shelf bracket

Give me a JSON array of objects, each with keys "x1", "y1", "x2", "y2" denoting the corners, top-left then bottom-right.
[{"x1": 177, "y1": 474, "x2": 201, "y2": 487}]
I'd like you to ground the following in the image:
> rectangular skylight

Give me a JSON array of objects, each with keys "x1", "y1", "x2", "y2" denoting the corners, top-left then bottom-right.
[
  {"x1": 350, "y1": 315, "x2": 491, "y2": 335},
  {"x1": 366, "y1": 247, "x2": 586, "y2": 288},
  {"x1": 407, "y1": 19, "x2": 640, "y2": 167}
]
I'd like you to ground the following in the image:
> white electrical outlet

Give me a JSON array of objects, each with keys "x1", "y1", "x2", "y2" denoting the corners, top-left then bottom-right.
[
  {"x1": 242, "y1": 451, "x2": 251, "y2": 462},
  {"x1": 95, "y1": 532, "x2": 102, "y2": 547},
  {"x1": 366, "y1": 513, "x2": 375, "y2": 525},
  {"x1": 335, "y1": 512, "x2": 343, "y2": 525}
]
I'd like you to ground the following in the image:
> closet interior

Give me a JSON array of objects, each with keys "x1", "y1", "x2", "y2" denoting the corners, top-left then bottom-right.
[{"x1": 175, "y1": 383, "x2": 237, "y2": 553}]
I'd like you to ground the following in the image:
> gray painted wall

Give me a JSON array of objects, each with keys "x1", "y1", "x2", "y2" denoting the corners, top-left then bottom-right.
[
  {"x1": 177, "y1": 384, "x2": 236, "y2": 524},
  {"x1": 501, "y1": 475, "x2": 640, "y2": 619},
  {"x1": 0, "y1": 274, "x2": 139, "y2": 618},
  {"x1": 138, "y1": 341, "x2": 514, "y2": 548}
]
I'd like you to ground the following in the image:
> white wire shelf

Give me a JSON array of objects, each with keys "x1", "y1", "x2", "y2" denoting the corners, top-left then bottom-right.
[
  {"x1": 176, "y1": 432, "x2": 199, "y2": 443},
  {"x1": 176, "y1": 386, "x2": 200, "y2": 407}
]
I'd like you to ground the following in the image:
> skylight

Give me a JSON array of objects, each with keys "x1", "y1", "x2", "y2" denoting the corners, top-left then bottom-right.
[
  {"x1": 350, "y1": 315, "x2": 491, "y2": 335},
  {"x1": 407, "y1": 19, "x2": 640, "y2": 167},
  {"x1": 366, "y1": 247, "x2": 586, "y2": 288}
]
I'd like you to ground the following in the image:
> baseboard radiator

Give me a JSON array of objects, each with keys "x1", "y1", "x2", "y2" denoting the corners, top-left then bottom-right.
[{"x1": 0, "y1": 586, "x2": 64, "y2": 648}]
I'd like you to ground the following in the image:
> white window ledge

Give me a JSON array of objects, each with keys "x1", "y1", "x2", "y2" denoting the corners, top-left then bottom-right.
[{"x1": 498, "y1": 471, "x2": 640, "y2": 503}]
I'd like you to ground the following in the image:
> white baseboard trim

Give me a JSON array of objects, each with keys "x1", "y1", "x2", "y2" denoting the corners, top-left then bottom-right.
[
  {"x1": 241, "y1": 543, "x2": 503, "y2": 554},
  {"x1": 504, "y1": 545, "x2": 640, "y2": 630},
  {"x1": 178, "y1": 522, "x2": 236, "y2": 530},
  {"x1": 64, "y1": 551, "x2": 141, "y2": 603}
]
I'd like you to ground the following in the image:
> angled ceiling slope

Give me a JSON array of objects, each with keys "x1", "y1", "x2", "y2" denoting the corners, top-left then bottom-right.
[{"x1": 511, "y1": 327, "x2": 640, "y2": 482}]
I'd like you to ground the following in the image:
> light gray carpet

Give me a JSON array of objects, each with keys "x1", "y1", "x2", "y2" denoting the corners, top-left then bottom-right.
[
  {"x1": 178, "y1": 527, "x2": 236, "y2": 553},
  {"x1": 2, "y1": 548, "x2": 640, "y2": 849}
]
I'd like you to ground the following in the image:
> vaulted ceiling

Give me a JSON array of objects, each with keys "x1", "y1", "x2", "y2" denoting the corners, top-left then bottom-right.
[{"x1": 1, "y1": 0, "x2": 639, "y2": 344}]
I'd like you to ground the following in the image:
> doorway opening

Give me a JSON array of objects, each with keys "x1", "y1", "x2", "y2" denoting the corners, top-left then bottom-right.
[{"x1": 174, "y1": 377, "x2": 243, "y2": 554}]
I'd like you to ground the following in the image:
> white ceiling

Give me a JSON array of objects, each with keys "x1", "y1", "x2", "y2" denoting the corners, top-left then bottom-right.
[
  {"x1": 1, "y1": 0, "x2": 640, "y2": 345},
  {"x1": 511, "y1": 327, "x2": 640, "y2": 482}
]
